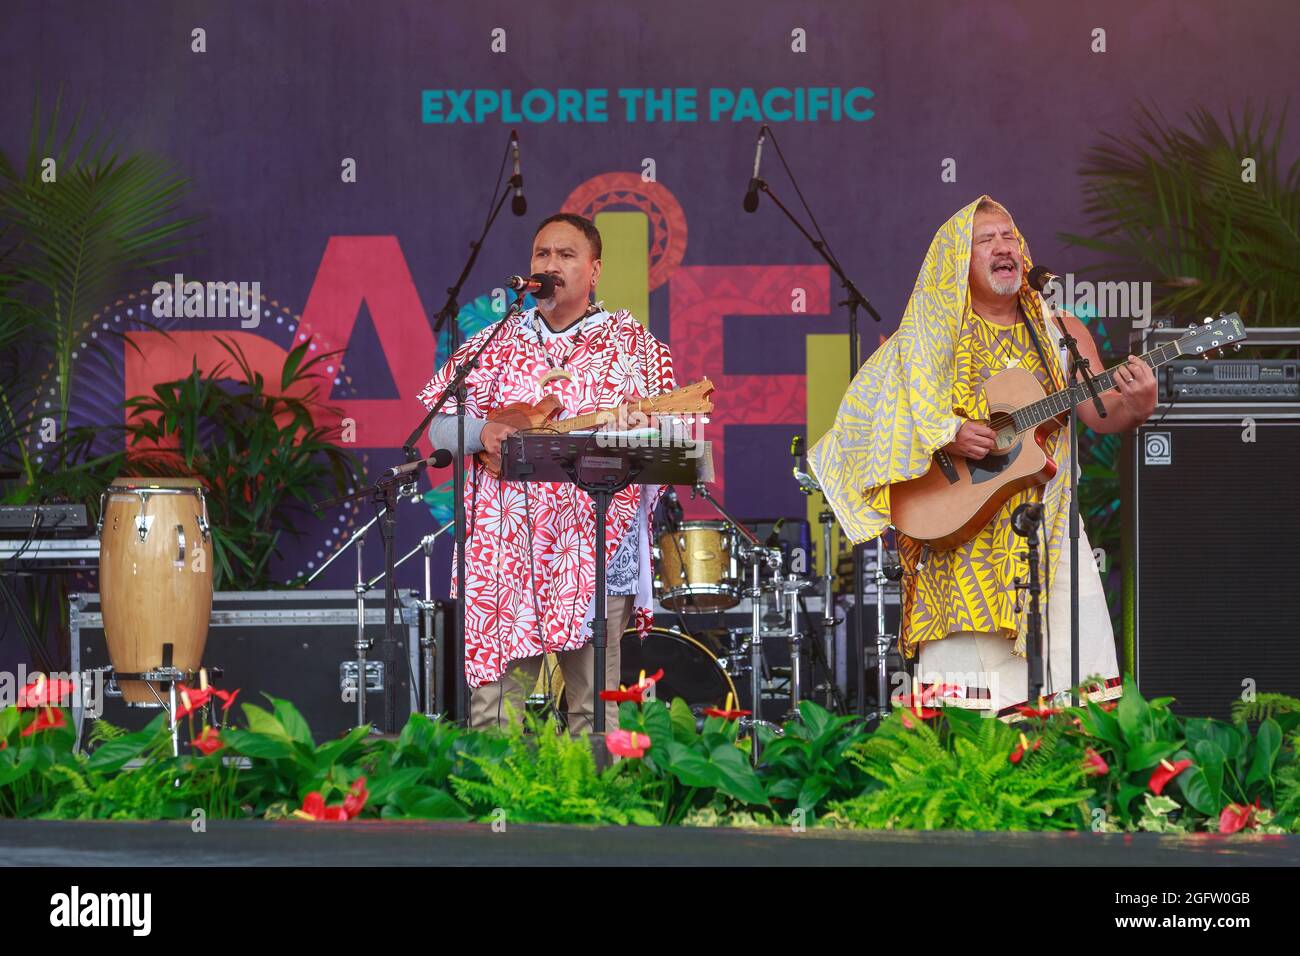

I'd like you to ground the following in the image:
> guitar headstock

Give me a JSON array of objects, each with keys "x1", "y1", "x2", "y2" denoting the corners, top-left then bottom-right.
[
  {"x1": 1177, "y1": 313, "x2": 1246, "y2": 358},
  {"x1": 644, "y1": 378, "x2": 715, "y2": 415}
]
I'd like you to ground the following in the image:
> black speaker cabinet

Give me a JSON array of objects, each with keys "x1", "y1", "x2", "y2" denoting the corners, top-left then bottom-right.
[
  {"x1": 69, "y1": 590, "x2": 429, "y2": 740},
  {"x1": 1124, "y1": 416, "x2": 1300, "y2": 717}
]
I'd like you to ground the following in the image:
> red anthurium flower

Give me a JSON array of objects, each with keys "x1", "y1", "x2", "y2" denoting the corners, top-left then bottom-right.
[
  {"x1": 174, "y1": 684, "x2": 212, "y2": 719},
  {"x1": 342, "y1": 777, "x2": 369, "y2": 818},
  {"x1": 599, "y1": 686, "x2": 646, "y2": 703},
  {"x1": 893, "y1": 681, "x2": 961, "y2": 719},
  {"x1": 1149, "y1": 758, "x2": 1193, "y2": 795},
  {"x1": 1008, "y1": 732, "x2": 1042, "y2": 764},
  {"x1": 1013, "y1": 699, "x2": 1063, "y2": 720},
  {"x1": 212, "y1": 688, "x2": 241, "y2": 712},
  {"x1": 17, "y1": 676, "x2": 78, "y2": 709},
  {"x1": 1219, "y1": 799, "x2": 1261, "y2": 835},
  {"x1": 293, "y1": 792, "x2": 348, "y2": 822},
  {"x1": 1083, "y1": 748, "x2": 1110, "y2": 776},
  {"x1": 20, "y1": 707, "x2": 67, "y2": 737},
  {"x1": 899, "y1": 710, "x2": 916, "y2": 730},
  {"x1": 600, "y1": 668, "x2": 666, "y2": 704},
  {"x1": 192, "y1": 727, "x2": 224, "y2": 756},
  {"x1": 606, "y1": 729, "x2": 651, "y2": 758},
  {"x1": 703, "y1": 692, "x2": 751, "y2": 721}
]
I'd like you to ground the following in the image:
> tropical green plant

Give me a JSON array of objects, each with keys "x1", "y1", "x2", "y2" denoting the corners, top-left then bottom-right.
[
  {"x1": 4, "y1": 684, "x2": 1298, "y2": 832},
  {"x1": 121, "y1": 337, "x2": 363, "y2": 589},
  {"x1": 0, "y1": 92, "x2": 199, "y2": 487},
  {"x1": 450, "y1": 708, "x2": 658, "y2": 825},
  {"x1": 756, "y1": 699, "x2": 871, "y2": 820},
  {"x1": 612, "y1": 696, "x2": 770, "y2": 824},
  {"x1": 1060, "y1": 104, "x2": 1300, "y2": 325},
  {"x1": 825, "y1": 706, "x2": 1093, "y2": 831}
]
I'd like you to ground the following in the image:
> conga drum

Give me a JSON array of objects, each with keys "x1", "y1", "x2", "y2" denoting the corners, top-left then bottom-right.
[{"x1": 98, "y1": 478, "x2": 213, "y2": 705}]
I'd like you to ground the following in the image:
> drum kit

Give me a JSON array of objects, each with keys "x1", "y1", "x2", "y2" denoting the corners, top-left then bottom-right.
[{"x1": 638, "y1": 475, "x2": 854, "y2": 749}]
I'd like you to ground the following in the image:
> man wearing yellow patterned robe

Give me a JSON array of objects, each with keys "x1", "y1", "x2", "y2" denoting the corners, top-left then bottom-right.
[{"x1": 810, "y1": 197, "x2": 1156, "y2": 713}]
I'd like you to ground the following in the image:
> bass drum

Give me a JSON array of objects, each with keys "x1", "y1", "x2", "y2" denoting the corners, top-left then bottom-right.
[{"x1": 620, "y1": 626, "x2": 739, "y2": 713}]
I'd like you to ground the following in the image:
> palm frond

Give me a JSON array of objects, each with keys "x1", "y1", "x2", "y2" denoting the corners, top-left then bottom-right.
[{"x1": 1060, "y1": 103, "x2": 1300, "y2": 325}]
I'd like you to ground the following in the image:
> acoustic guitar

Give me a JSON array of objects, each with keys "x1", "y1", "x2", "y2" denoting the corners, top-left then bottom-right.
[
  {"x1": 476, "y1": 378, "x2": 715, "y2": 476},
  {"x1": 890, "y1": 314, "x2": 1245, "y2": 550}
]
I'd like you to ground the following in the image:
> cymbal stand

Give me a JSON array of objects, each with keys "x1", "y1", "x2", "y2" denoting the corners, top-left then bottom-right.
[
  {"x1": 692, "y1": 481, "x2": 781, "y2": 761},
  {"x1": 869, "y1": 532, "x2": 905, "y2": 721},
  {"x1": 364, "y1": 520, "x2": 454, "y2": 718}
]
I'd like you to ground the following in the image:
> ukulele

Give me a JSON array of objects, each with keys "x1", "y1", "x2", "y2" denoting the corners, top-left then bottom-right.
[
  {"x1": 890, "y1": 315, "x2": 1245, "y2": 550},
  {"x1": 476, "y1": 378, "x2": 715, "y2": 476}
]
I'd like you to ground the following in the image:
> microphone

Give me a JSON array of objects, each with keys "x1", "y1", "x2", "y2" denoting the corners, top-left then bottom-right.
[
  {"x1": 1011, "y1": 502, "x2": 1044, "y2": 537},
  {"x1": 509, "y1": 130, "x2": 527, "y2": 217},
  {"x1": 384, "y1": 448, "x2": 453, "y2": 479},
  {"x1": 1027, "y1": 266, "x2": 1061, "y2": 294},
  {"x1": 663, "y1": 486, "x2": 684, "y2": 530},
  {"x1": 506, "y1": 273, "x2": 556, "y2": 299},
  {"x1": 742, "y1": 125, "x2": 767, "y2": 213}
]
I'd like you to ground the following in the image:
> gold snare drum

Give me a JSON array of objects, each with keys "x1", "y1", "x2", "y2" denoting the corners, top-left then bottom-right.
[{"x1": 655, "y1": 520, "x2": 741, "y2": 612}]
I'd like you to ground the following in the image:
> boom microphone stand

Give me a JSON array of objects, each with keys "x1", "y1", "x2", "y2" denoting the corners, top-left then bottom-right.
[
  {"x1": 1058, "y1": 321, "x2": 1106, "y2": 706},
  {"x1": 745, "y1": 124, "x2": 884, "y2": 720},
  {"x1": 402, "y1": 133, "x2": 523, "y2": 723}
]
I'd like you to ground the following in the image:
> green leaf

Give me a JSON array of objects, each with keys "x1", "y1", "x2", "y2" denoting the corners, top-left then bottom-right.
[
  {"x1": 313, "y1": 724, "x2": 372, "y2": 768},
  {"x1": 404, "y1": 789, "x2": 470, "y2": 820},
  {"x1": 1125, "y1": 739, "x2": 1183, "y2": 773},
  {"x1": 669, "y1": 697, "x2": 699, "y2": 744},
  {"x1": 366, "y1": 767, "x2": 427, "y2": 805},
  {"x1": 221, "y1": 728, "x2": 297, "y2": 760},
  {"x1": 666, "y1": 741, "x2": 721, "y2": 789},
  {"x1": 238, "y1": 704, "x2": 292, "y2": 744},
  {"x1": 1245, "y1": 718, "x2": 1282, "y2": 790},
  {"x1": 0, "y1": 747, "x2": 39, "y2": 786},
  {"x1": 266, "y1": 695, "x2": 314, "y2": 747},
  {"x1": 86, "y1": 716, "x2": 169, "y2": 771},
  {"x1": 709, "y1": 742, "x2": 768, "y2": 807}
]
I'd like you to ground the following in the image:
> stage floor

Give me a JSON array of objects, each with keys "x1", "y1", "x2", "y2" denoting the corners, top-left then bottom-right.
[{"x1": 2, "y1": 820, "x2": 1296, "y2": 866}]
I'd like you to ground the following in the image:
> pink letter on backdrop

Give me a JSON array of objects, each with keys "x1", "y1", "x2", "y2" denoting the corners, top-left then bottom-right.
[{"x1": 669, "y1": 264, "x2": 829, "y2": 516}]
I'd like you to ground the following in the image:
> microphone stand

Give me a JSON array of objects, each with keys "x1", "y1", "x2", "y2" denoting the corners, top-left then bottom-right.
[
  {"x1": 1012, "y1": 504, "x2": 1045, "y2": 705},
  {"x1": 748, "y1": 127, "x2": 885, "y2": 721},
  {"x1": 314, "y1": 470, "x2": 431, "y2": 733},
  {"x1": 404, "y1": 145, "x2": 521, "y2": 723},
  {"x1": 1057, "y1": 320, "x2": 1106, "y2": 706}
]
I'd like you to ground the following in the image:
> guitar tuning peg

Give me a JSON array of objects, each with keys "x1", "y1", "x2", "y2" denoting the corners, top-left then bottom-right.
[
  {"x1": 1233, "y1": 343, "x2": 1242, "y2": 351},
  {"x1": 1203, "y1": 317, "x2": 1213, "y2": 324},
  {"x1": 1188, "y1": 323, "x2": 1197, "y2": 330}
]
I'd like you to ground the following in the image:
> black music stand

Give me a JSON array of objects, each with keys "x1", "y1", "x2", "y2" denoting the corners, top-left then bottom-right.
[{"x1": 501, "y1": 432, "x2": 711, "y2": 735}]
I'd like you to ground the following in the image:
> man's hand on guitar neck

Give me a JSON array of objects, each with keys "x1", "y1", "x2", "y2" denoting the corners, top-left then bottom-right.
[{"x1": 943, "y1": 420, "x2": 998, "y2": 460}]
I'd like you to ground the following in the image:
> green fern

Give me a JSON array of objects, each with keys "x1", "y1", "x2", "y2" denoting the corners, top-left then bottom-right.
[
  {"x1": 826, "y1": 711, "x2": 1093, "y2": 831},
  {"x1": 1231, "y1": 693, "x2": 1300, "y2": 724},
  {"x1": 86, "y1": 719, "x2": 128, "y2": 747},
  {"x1": 450, "y1": 711, "x2": 657, "y2": 826}
]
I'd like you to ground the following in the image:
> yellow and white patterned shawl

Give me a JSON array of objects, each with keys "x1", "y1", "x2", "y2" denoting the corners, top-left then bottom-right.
[{"x1": 809, "y1": 196, "x2": 1074, "y2": 617}]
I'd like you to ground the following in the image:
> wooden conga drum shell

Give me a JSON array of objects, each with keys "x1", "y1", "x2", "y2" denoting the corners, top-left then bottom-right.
[{"x1": 98, "y1": 478, "x2": 213, "y2": 705}]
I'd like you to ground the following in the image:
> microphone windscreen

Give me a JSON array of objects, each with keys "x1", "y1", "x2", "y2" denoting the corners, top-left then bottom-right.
[
  {"x1": 529, "y1": 273, "x2": 556, "y2": 299},
  {"x1": 1027, "y1": 266, "x2": 1056, "y2": 293}
]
